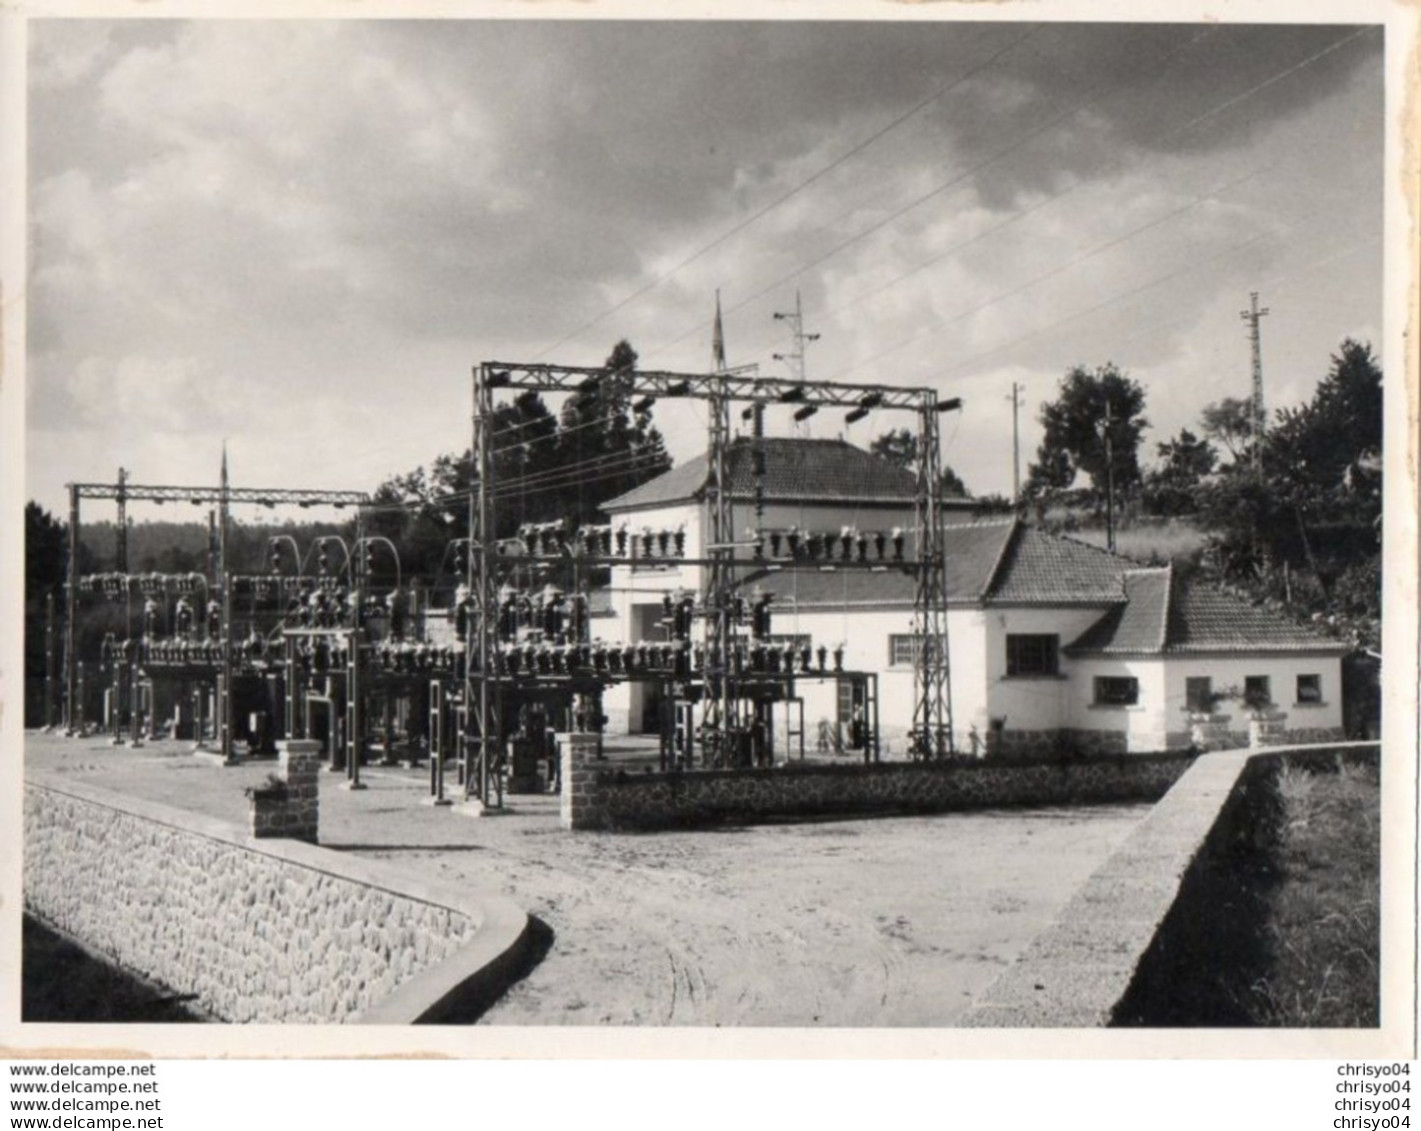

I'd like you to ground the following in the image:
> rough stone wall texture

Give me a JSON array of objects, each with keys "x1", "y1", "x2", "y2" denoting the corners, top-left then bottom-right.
[
  {"x1": 25, "y1": 784, "x2": 475, "y2": 1023},
  {"x1": 1248, "y1": 712, "x2": 1288, "y2": 748},
  {"x1": 250, "y1": 741, "x2": 321, "y2": 842},
  {"x1": 565, "y1": 745, "x2": 1194, "y2": 831},
  {"x1": 1281, "y1": 725, "x2": 1347, "y2": 746}
]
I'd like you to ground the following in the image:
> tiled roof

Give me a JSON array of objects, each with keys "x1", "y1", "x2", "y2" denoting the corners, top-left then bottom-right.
[
  {"x1": 1064, "y1": 568, "x2": 1171, "y2": 654},
  {"x1": 737, "y1": 566, "x2": 915, "y2": 609},
  {"x1": 602, "y1": 437, "x2": 933, "y2": 511},
  {"x1": 1069, "y1": 568, "x2": 1345, "y2": 655},
  {"x1": 984, "y1": 524, "x2": 1128, "y2": 604},
  {"x1": 599, "y1": 458, "x2": 710, "y2": 513},
  {"x1": 734, "y1": 518, "x2": 1019, "y2": 608},
  {"x1": 946, "y1": 519, "x2": 1018, "y2": 601},
  {"x1": 724, "y1": 516, "x2": 1343, "y2": 656},
  {"x1": 1163, "y1": 580, "x2": 1345, "y2": 653}
]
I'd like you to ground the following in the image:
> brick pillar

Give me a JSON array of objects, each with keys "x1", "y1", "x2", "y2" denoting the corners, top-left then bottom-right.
[
  {"x1": 559, "y1": 732, "x2": 601, "y2": 830},
  {"x1": 1249, "y1": 710, "x2": 1289, "y2": 749},
  {"x1": 281, "y1": 740, "x2": 321, "y2": 842},
  {"x1": 250, "y1": 739, "x2": 321, "y2": 843}
]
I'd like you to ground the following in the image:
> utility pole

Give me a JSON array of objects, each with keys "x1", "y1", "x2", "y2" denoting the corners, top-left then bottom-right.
[
  {"x1": 712, "y1": 289, "x2": 727, "y2": 374},
  {"x1": 1102, "y1": 399, "x2": 1116, "y2": 554},
  {"x1": 773, "y1": 289, "x2": 820, "y2": 434},
  {"x1": 1006, "y1": 382, "x2": 1024, "y2": 504},
  {"x1": 44, "y1": 591, "x2": 56, "y2": 731},
  {"x1": 1240, "y1": 291, "x2": 1270, "y2": 473}
]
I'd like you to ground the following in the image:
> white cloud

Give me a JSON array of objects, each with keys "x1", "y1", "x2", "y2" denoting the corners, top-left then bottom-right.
[{"x1": 25, "y1": 21, "x2": 1384, "y2": 509}]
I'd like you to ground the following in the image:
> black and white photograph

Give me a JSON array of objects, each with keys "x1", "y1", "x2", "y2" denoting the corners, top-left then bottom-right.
[{"x1": 4, "y1": 0, "x2": 1416, "y2": 1078}]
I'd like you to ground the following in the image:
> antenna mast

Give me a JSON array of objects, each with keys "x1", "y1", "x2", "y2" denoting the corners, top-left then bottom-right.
[
  {"x1": 773, "y1": 289, "x2": 820, "y2": 434},
  {"x1": 1240, "y1": 291, "x2": 1270, "y2": 472}
]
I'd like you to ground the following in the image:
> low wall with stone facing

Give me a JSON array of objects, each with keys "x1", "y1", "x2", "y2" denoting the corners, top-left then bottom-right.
[
  {"x1": 561, "y1": 737, "x2": 1193, "y2": 831},
  {"x1": 25, "y1": 775, "x2": 530, "y2": 1024}
]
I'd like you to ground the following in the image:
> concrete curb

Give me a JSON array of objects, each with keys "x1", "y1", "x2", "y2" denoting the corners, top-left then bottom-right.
[
  {"x1": 960, "y1": 741, "x2": 1380, "y2": 1028},
  {"x1": 24, "y1": 771, "x2": 532, "y2": 1025}
]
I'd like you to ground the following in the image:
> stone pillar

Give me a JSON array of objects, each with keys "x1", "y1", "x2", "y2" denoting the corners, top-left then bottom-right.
[
  {"x1": 1249, "y1": 710, "x2": 1289, "y2": 749},
  {"x1": 559, "y1": 732, "x2": 601, "y2": 831},
  {"x1": 1189, "y1": 713, "x2": 1233, "y2": 752},
  {"x1": 250, "y1": 739, "x2": 321, "y2": 843}
]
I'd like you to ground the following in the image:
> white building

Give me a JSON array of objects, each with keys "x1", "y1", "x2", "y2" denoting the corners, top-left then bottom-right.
[{"x1": 594, "y1": 437, "x2": 1347, "y2": 756}]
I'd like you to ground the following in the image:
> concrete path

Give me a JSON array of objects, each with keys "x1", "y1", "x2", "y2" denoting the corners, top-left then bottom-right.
[{"x1": 26, "y1": 732, "x2": 1148, "y2": 1026}]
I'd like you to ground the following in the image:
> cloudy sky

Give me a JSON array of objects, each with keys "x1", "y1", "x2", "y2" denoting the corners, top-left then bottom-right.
[{"x1": 26, "y1": 17, "x2": 1385, "y2": 518}]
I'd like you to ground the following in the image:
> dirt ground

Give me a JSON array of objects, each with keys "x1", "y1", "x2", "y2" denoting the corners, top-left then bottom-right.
[{"x1": 25, "y1": 732, "x2": 1147, "y2": 1026}]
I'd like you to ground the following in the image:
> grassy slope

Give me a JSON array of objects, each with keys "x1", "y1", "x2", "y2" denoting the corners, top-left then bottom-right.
[
  {"x1": 1247, "y1": 760, "x2": 1380, "y2": 1027},
  {"x1": 1113, "y1": 756, "x2": 1379, "y2": 1027}
]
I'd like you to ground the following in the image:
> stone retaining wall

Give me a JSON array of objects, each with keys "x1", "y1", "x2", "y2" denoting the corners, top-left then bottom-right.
[
  {"x1": 24, "y1": 776, "x2": 529, "y2": 1023},
  {"x1": 560, "y1": 737, "x2": 1194, "y2": 830}
]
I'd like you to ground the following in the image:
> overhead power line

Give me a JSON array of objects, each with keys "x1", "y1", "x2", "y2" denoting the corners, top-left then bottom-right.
[
  {"x1": 639, "y1": 25, "x2": 1227, "y2": 365},
  {"x1": 527, "y1": 25, "x2": 1040, "y2": 364}
]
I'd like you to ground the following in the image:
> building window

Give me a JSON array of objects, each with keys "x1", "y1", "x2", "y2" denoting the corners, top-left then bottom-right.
[
  {"x1": 1094, "y1": 676, "x2": 1140, "y2": 706},
  {"x1": 1006, "y1": 634, "x2": 1059, "y2": 677},
  {"x1": 837, "y1": 680, "x2": 855, "y2": 723},
  {"x1": 1296, "y1": 673, "x2": 1323, "y2": 704},
  {"x1": 1185, "y1": 676, "x2": 1213, "y2": 713},
  {"x1": 888, "y1": 634, "x2": 939, "y2": 667},
  {"x1": 1244, "y1": 675, "x2": 1272, "y2": 709}
]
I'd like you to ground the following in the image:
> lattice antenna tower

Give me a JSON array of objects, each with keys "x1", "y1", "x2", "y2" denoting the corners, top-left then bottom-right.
[
  {"x1": 772, "y1": 289, "x2": 820, "y2": 434},
  {"x1": 1240, "y1": 291, "x2": 1270, "y2": 473}
]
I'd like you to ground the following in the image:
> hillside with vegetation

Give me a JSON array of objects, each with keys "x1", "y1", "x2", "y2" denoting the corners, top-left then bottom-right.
[{"x1": 1023, "y1": 341, "x2": 1383, "y2": 652}]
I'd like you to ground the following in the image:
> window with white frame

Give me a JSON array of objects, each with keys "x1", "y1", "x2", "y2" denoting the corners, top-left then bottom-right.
[{"x1": 888, "y1": 634, "x2": 939, "y2": 667}]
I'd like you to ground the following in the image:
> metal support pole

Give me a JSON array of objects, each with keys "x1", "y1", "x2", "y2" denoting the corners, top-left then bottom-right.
[
  {"x1": 43, "y1": 592, "x2": 55, "y2": 730},
  {"x1": 284, "y1": 637, "x2": 297, "y2": 739},
  {"x1": 128, "y1": 622, "x2": 145, "y2": 748},
  {"x1": 912, "y1": 401, "x2": 954, "y2": 758},
  {"x1": 703, "y1": 381, "x2": 734, "y2": 767},
  {"x1": 429, "y1": 680, "x2": 450, "y2": 805},
  {"x1": 75, "y1": 662, "x2": 86, "y2": 737},
  {"x1": 64, "y1": 484, "x2": 79, "y2": 735},
  {"x1": 220, "y1": 572, "x2": 236, "y2": 763},
  {"x1": 470, "y1": 365, "x2": 502, "y2": 808},
  {"x1": 115, "y1": 467, "x2": 128, "y2": 573},
  {"x1": 347, "y1": 627, "x2": 365, "y2": 789},
  {"x1": 218, "y1": 449, "x2": 235, "y2": 763}
]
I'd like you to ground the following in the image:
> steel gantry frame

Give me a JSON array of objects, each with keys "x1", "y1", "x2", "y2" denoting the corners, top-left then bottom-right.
[
  {"x1": 62, "y1": 478, "x2": 370, "y2": 756},
  {"x1": 470, "y1": 361, "x2": 963, "y2": 767}
]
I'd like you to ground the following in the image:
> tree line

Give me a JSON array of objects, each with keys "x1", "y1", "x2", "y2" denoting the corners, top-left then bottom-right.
[
  {"x1": 1022, "y1": 339, "x2": 1383, "y2": 641},
  {"x1": 362, "y1": 339, "x2": 671, "y2": 583}
]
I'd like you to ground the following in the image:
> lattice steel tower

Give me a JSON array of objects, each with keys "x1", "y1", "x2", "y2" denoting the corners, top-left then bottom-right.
[{"x1": 1240, "y1": 291, "x2": 1270, "y2": 472}]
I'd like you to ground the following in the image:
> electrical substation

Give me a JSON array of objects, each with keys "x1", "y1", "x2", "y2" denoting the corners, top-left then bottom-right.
[{"x1": 48, "y1": 357, "x2": 962, "y2": 814}]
